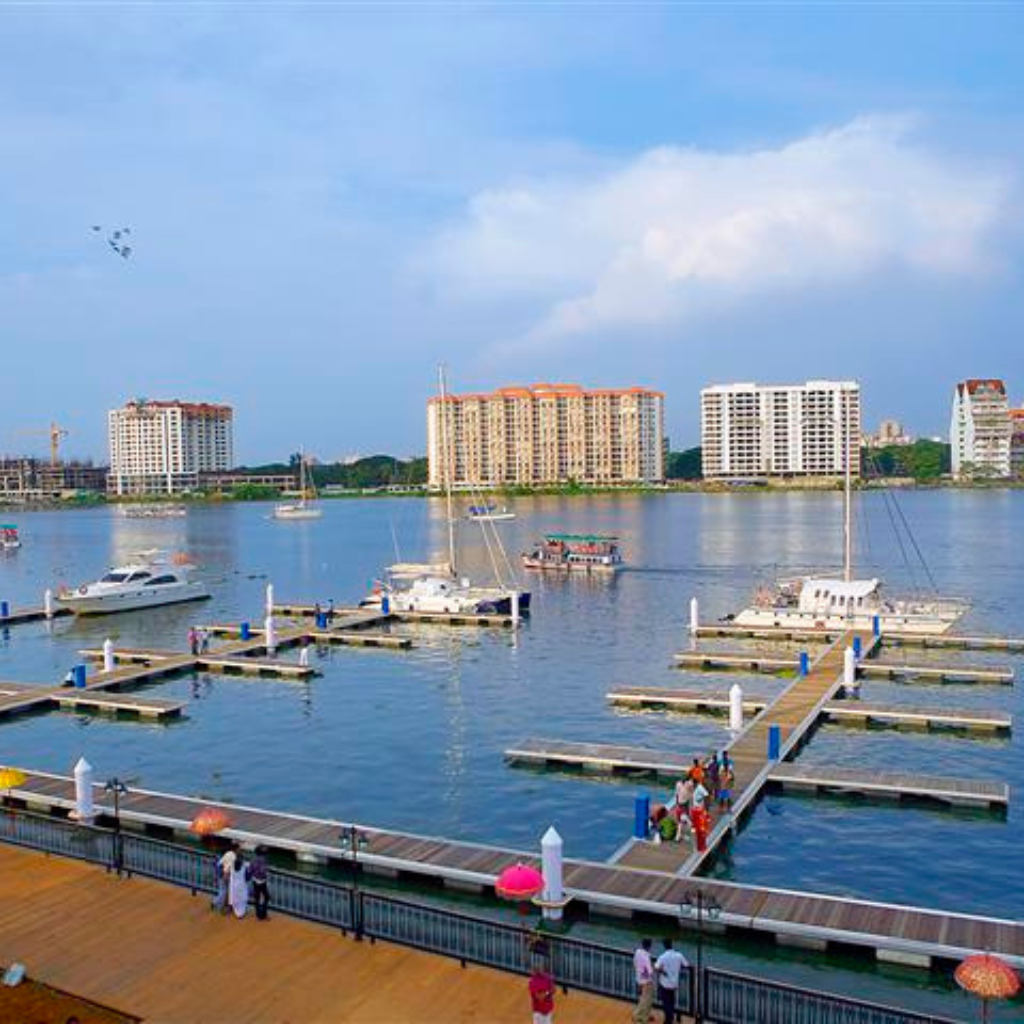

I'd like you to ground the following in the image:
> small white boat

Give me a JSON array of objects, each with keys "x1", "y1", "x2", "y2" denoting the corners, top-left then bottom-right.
[
  {"x1": 56, "y1": 552, "x2": 209, "y2": 615},
  {"x1": 362, "y1": 563, "x2": 531, "y2": 615},
  {"x1": 466, "y1": 504, "x2": 516, "y2": 522},
  {"x1": 273, "y1": 452, "x2": 322, "y2": 520},
  {"x1": 1, "y1": 525, "x2": 21, "y2": 550}
]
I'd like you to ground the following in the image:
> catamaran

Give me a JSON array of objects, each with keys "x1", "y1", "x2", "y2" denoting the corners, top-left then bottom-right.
[
  {"x1": 732, "y1": 444, "x2": 966, "y2": 635},
  {"x1": 363, "y1": 369, "x2": 530, "y2": 616},
  {"x1": 273, "y1": 453, "x2": 322, "y2": 520}
]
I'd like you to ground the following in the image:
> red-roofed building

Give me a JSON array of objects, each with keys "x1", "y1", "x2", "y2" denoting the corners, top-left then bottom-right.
[
  {"x1": 1010, "y1": 407, "x2": 1024, "y2": 479},
  {"x1": 108, "y1": 398, "x2": 234, "y2": 495},
  {"x1": 427, "y1": 384, "x2": 664, "y2": 488},
  {"x1": 950, "y1": 380, "x2": 1011, "y2": 479}
]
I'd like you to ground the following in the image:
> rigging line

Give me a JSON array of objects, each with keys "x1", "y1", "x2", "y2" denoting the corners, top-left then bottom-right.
[
  {"x1": 880, "y1": 486, "x2": 918, "y2": 591},
  {"x1": 888, "y1": 489, "x2": 939, "y2": 593}
]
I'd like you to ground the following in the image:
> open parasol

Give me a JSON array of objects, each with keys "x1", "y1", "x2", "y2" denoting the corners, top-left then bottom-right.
[
  {"x1": 955, "y1": 953, "x2": 1021, "y2": 1022},
  {"x1": 496, "y1": 862, "x2": 544, "y2": 917},
  {"x1": 0, "y1": 767, "x2": 26, "y2": 793},
  {"x1": 189, "y1": 806, "x2": 233, "y2": 837}
]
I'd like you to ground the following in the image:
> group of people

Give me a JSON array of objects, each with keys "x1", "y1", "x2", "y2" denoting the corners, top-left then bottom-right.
[
  {"x1": 187, "y1": 626, "x2": 211, "y2": 656},
  {"x1": 633, "y1": 937, "x2": 689, "y2": 1024},
  {"x1": 212, "y1": 843, "x2": 271, "y2": 921},
  {"x1": 650, "y1": 752, "x2": 735, "y2": 852}
]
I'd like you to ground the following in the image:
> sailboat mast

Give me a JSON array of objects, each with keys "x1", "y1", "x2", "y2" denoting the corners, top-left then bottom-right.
[
  {"x1": 438, "y1": 366, "x2": 457, "y2": 577},
  {"x1": 843, "y1": 404, "x2": 852, "y2": 582}
]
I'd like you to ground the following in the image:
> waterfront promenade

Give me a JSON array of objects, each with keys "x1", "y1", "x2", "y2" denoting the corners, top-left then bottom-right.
[{"x1": 0, "y1": 844, "x2": 625, "y2": 1024}]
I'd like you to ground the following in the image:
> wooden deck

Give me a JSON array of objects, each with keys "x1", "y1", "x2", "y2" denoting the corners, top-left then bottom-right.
[
  {"x1": 694, "y1": 623, "x2": 1024, "y2": 652},
  {"x1": 608, "y1": 686, "x2": 1013, "y2": 734},
  {"x1": 274, "y1": 602, "x2": 516, "y2": 627},
  {"x1": 0, "y1": 604, "x2": 73, "y2": 626},
  {"x1": 0, "y1": 843, "x2": 622, "y2": 1024},
  {"x1": 673, "y1": 650, "x2": 1014, "y2": 684},
  {"x1": 506, "y1": 738, "x2": 693, "y2": 776},
  {"x1": 53, "y1": 690, "x2": 186, "y2": 719},
  {"x1": 768, "y1": 762, "x2": 1009, "y2": 809},
  {"x1": 5, "y1": 767, "x2": 1023, "y2": 970}
]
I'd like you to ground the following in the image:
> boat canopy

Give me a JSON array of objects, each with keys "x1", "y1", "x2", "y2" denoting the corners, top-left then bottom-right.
[{"x1": 543, "y1": 533, "x2": 618, "y2": 543}]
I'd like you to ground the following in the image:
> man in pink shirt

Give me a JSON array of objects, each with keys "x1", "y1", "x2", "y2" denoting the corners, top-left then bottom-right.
[
  {"x1": 632, "y1": 937, "x2": 655, "y2": 1023},
  {"x1": 528, "y1": 966, "x2": 555, "y2": 1024}
]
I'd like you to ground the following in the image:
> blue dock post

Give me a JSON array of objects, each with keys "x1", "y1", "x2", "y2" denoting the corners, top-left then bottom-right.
[
  {"x1": 0, "y1": 601, "x2": 8, "y2": 619},
  {"x1": 767, "y1": 724, "x2": 781, "y2": 760},
  {"x1": 799, "y1": 651, "x2": 810, "y2": 676},
  {"x1": 73, "y1": 664, "x2": 86, "y2": 689},
  {"x1": 872, "y1": 615, "x2": 881, "y2": 638},
  {"x1": 634, "y1": 794, "x2": 650, "y2": 839},
  {"x1": 240, "y1": 621, "x2": 251, "y2": 641},
  {"x1": 853, "y1": 635, "x2": 862, "y2": 659},
  {"x1": 381, "y1": 595, "x2": 390, "y2": 615}
]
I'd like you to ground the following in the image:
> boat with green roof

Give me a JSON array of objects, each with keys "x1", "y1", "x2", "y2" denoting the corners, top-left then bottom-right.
[{"x1": 522, "y1": 533, "x2": 623, "y2": 574}]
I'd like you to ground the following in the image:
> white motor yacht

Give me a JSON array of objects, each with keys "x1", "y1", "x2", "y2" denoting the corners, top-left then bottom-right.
[{"x1": 57, "y1": 554, "x2": 210, "y2": 615}]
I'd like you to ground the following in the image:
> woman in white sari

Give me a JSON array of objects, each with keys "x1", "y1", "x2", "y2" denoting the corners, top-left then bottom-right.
[{"x1": 229, "y1": 851, "x2": 251, "y2": 919}]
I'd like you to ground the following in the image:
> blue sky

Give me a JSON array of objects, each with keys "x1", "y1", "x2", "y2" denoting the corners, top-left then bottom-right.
[{"x1": 2, "y1": 3, "x2": 1023, "y2": 462}]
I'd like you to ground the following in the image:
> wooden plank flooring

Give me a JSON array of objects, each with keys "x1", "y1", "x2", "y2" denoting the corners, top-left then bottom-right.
[
  {"x1": 694, "y1": 623, "x2": 1024, "y2": 652},
  {"x1": 53, "y1": 690, "x2": 186, "y2": 718},
  {"x1": 505, "y1": 738, "x2": 693, "y2": 776},
  {"x1": 0, "y1": 844, "x2": 622, "y2": 1024}
]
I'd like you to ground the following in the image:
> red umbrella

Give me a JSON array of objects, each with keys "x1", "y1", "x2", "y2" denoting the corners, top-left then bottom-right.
[
  {"x1": 189, "y1": 807, "x2": 233, "y2": 837},
  {"x1": 955, "y1": 953, "x2": 1021, "y2": 1022},
  {"x1": 496, "y1": 862, "x2": 544, "y2": 916}
]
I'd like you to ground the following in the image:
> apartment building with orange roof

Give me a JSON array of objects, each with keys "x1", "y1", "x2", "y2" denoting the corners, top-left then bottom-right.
[{"x1": 950, "y1": 379, "x2": 1011, "y2": 479}]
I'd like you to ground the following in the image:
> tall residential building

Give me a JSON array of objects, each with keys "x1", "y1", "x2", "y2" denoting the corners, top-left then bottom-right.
[
  {"x1": 864, "y1": 418, "x2": 912, "y2": 449},
  {"x1": 701, "y1": 381, "x2": 861, "y2": 480},
  {"x1": 1009, "y1": 408, "x2": 1024, "y2": 479},
  {"x1": 950, "y1": 380, "x2": 1011, "y2": 480},
  {"x1": 427, "y1": 383, "x2": 665, "y2": 488},
  {"x1": 108, "y1": 399, "x2": 234, "y2": 495}
]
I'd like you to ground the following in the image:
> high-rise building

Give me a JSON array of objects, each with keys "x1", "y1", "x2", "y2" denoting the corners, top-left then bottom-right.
[
  {"x1": 863, "y1": 418, "x2": 912, "y2": 449},
  {"x1": 950, "y1": 380, "x2": 1010, "y2": 480},
  {"x1": 427, "y1": 383, "x2": 664, "y2": 488},
  {"x1": 701, "y1": 381, "x2": 861, "y2": 480},
  {"x1": 1009, "y1": 408, "x2": 1024, "y2": 479},
  {"x1": 108, "y1": 399, "x2": 234, "y2": 495}
]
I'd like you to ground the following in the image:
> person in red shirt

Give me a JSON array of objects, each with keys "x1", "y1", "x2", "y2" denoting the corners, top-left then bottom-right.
[{"x1": 529, "y1": 966, "x2": 556, "y2": 1024}]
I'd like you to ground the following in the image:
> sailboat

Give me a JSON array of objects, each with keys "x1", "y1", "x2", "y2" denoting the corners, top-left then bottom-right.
[
  {"x1": 363, "y1": 368, "x2": 530, "y2": 616},
  {"x1": 273, "y1": 453, "x2": 323, "y2": 521},
  {"x1": 733, "y1": 431, "x2": 966, "y2": 636}
]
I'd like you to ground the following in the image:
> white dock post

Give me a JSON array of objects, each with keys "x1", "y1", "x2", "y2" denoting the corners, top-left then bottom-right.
[
  {"x1": 44, "y1": 588, "x2": 54, "y2": 620},
  {"x1": 264, "y1": 614, "x2": 277, "y2": 654},
  {"x1": 299, "y1": 644, "x2": 310, "y2": 668},
  {"x1": 540, "y1": 826, "x2": 564, "y2": 922},
  {"x1": 689, "y1": 597, "x2": 699, "y2": 636},
  {"x1": 843, "y1": 645, "x2": 858, "y2": 695},
  {"x1": 510, "y1": 591, "x2": 520, "y2": 627},
  {"x1": 71, "y1": 757, "x2": 95, "y2": 822},
  {"x1": 102, "y1": 638, "x2": 115, "y2": 673},
  {"x1": 729, "y1": 682, "x2": 744, "y2": 732},
  {"x1": 265, "y1": 583, "x2": 275, "y2": 617}
]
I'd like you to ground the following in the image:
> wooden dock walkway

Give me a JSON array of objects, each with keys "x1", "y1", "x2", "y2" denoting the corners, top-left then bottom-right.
[
  {"x1": 0, "y1": 604, "x2": 73, "y2": 626},
  {"x1": 673, "y1": 650, "x2": 1014, "y2": 684},
  {"x1": 608, "y1": 686, "x2": 1013, "y2": 734},
  {"x1": 694, "y1": 623, "x2": 1024, "y2": 652},
  {"x1": 274, "y1": 602, "x2": 517, "y2": 627},
  {"x1": 4, "y1": 767, "x2": 1022, "y2": 971},
  {"x1": 53, "y1": 690, "x2": 186, "y2": 719}
]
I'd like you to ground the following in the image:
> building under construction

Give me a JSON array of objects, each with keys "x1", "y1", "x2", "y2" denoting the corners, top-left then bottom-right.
[{"x1": 0, "y1": 458, "x2": 108, "y2": 502}]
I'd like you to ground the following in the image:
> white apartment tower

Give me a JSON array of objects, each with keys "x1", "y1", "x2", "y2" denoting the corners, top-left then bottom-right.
[
  {"x1": 108, "y1": 399, "x2": 234, "y2": 495},
  {"x1": 701, "y1": 381, "x2": 861, "y2": 480},
  {"x1": 950, "y1": 379, "x2": 1011, "y2": 479},
  {"x1": 427, "y1": 383, "x2": 665, "y2": 488}
]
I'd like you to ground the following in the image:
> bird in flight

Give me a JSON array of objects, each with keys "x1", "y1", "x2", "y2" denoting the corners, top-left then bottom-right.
[{"x1": 92, "y1": 225, "x2": 133, "y2": 258}]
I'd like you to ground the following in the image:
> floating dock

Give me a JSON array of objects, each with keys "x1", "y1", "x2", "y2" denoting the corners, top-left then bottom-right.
[
  {"x1": 4, "y1": 766, "x2": 1021, "y2": 971},
  {"x1": 608, "y1": 687, "x2": 1013, "y2": 734},
  {"x1": 673, "y1": 650, "x2": 1014, "y2": 684},
  {"x1": 505, "y1": 738, "x2": 693, "y2": 777},
  {"x1": 53, "y1": 690, "x2": 185, "y2": 720},
  {"x1": 694, "y1": 623, "x2": 1024, "y2": 652},
  {"x1": 273, "y1": 602, "x2": 516, "y2": 628},
  {"x1": 0, "y1": 605, "x2": 73, "y2": 626}
]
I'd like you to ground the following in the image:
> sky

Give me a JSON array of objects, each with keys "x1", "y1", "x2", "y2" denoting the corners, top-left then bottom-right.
[{"x1": 2, "y1": 3, "x2": 1023, "y2": 463}]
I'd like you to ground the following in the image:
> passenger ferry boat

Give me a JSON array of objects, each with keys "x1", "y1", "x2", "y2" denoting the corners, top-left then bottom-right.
[
  {"x1": 522, "y1": 534, "x2": 623, "y2": 574},
  {"x1": 56, "y1": 552, "x2": 210, "y2": 615},
  {"x1": 1, "y1": 525, "x2": 21, "y2": 550}
]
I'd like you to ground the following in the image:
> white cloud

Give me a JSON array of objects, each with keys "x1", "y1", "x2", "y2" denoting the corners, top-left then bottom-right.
[{"x1": 428, "y1": 116, "x2": 1012, "y2": 351}]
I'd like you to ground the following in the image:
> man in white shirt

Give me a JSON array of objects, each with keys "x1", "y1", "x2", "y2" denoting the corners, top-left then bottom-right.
[
  {"x1": 632, "y1": 937, "x2": 655, "y2": 1023},
  {"x1": 654, "y1": 938, "x2": 689, "y2": 1024},
  {"x1": 211, "y1": 844, "x2": 237, "y2": 914}
]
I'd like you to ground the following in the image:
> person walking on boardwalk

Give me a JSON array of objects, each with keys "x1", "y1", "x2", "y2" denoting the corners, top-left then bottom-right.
[
  {"x1": 212, "y1": 843, "x2": 237, "y2": 914},
  {"x1": 528, "y1": 965, "x2": 555, "y2": 1024},
  {"x1": 188, "y1": 627, "x2": 199, "y2": 656},
  {"x1": 199, "y1": 627, "x2": 210, "y2": 654},
  {"x1": 654, "y1": 938, "x2": 688, "y2": 1024},
  {"x1": 672, "y1": 778, "x2": 694, "y2": 844},
  {"x1": 251, "y1": 845, "x2": 270, "y2": 921},
  {"x1": 718, "y1": 763, "x2": 735, "y2": 812},
  {"x1": 229, "y1": 849, "x2": 251, "y2": 919},
  {"x1": 632, "y1": 937, "x2": 655, "y2": 1023}
]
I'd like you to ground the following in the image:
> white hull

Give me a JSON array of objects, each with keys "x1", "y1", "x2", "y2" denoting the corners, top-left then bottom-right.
[
  {"x1": 273, "y1": 505, "x2": 322, "y2": 520},
  {"x1": 467, "y1": 513, "x2": 516, "y2": 522},
  {"x1": 733, "y1": 606, "x2": 958, "y2": 636},
  {"x1": 57, "y1": 582, "x2": 210, "y2": 615}
]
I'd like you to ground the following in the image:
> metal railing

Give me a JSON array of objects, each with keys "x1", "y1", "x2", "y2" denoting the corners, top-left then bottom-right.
[{"x1": 0, "y1": 806, "x2": 956, "y2": 1024}]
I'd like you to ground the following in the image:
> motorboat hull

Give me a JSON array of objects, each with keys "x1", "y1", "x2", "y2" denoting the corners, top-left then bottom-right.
[
  {"x1": 732, "y1": 606, "x2": 958, "y2": 636},
  {"x1": 57, "y1": 584, "x2": 211, "y2": 616},
  {"x1": 522, "y1": 557, "x2": 619, "y2": 574}
]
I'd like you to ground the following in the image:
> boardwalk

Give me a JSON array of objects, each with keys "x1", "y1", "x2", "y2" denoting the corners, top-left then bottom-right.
[
  {"x1": 0, "y1": 844, "x2": 623, "y2": 1024},
  {"x1": 693, "y1": 623, "x2": 1024, "y2": 652}
]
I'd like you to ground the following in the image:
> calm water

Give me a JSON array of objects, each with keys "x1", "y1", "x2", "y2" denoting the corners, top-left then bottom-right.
[{"x1": 1, "y1": 492, "x2": 1021, "y2": 1019}]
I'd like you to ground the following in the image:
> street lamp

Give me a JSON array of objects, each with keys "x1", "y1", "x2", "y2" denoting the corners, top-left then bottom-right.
[
  {"x1": 340, "y1": 824, "x2": 369, "y2": 940},
  {"x1": 104, "y1": 777, "x2": 129, "y2": 876},
  {"x1": 680, "y1": 888, "x2": 721, "y2": 1023}
]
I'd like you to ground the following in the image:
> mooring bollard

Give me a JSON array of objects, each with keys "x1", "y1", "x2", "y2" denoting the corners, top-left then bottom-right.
[
  {"x1": 853, "y1": 635, "x2": 862, "y2": 659},
  {"x1": 240, "y1": 621, "x2": 251, "y2": 641},
  {"x1": 729, "y1": 682, "x2": 744, "y2": 732},
  {"x1": 540, "y1": 826, "x2": 564, "y2": 922},
  {"x1": 102, "y1": 638, "x2": 115, "y2": 673},
  {"x1": 767, "y1": 724, "x2": 781, "y2": 760},
  {"x1": 510, "y1": 591, "x2": 520, "y2": 627},
  {"x1": 73, "y1": 664, "x2": 86, "y2": 689},
  {"x1": 872, "y1": 615, "x2": 881, "y2": 638},
  {"x1": 72, "y1": 757, "x2": 96, "y2": 822},
  {"x1": 381, "y1": 595, "x2": 390, "y2": 616},
  {"x1": 265, "y1": 583, "x2": 275, "y2": 618},
  {"x1": 843, "y1": 645, "x2": 857, "y2": 694},
  {"x1": 44, "y1": 588, "x2": 54, "y2": 620},
  {"x1": 799, "y1": 651, "x2": 810, "y2": 676},
  {"x1": 264, "y1": 615, "x2": 277, "y2": 654},
  {"x1": 689, "y1": 596, "x2": 699, "y2": 636},
  {"x1": 634, "y1": 794, "x2": 650, "y2": 839}
]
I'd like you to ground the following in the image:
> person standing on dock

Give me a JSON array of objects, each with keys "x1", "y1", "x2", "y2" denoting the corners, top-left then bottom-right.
[
  {"x1": 672, "y1": 778, "x2": 694, "y2": 844},
  {"x1": 199, "y1": 627, "x2": 210, "y2": 654},
  {"x1": 229, "y1": 849, "x2": 251, "y2": 919},
  {"x1": 654, "y1": 938, "x2": 687, "y2": 1024},
  {"x1": 718, "y1": 763, "x2": 735, "y2": 812},
  {"x1": 251, "y1": 845, "x2": 270, "y2": 921},
  {"x1": 188, "y1": 627, "x2": 199, "y2": 656},
  {"x1": 632, "y1": 937, "x2": 655, "y2": 1023},
  {"x1": 528, "y1": 965, "x2": 555, "y2": 1024},
  {"x1": 212, "y1": 843, "x2": 237, "y2": 914}
]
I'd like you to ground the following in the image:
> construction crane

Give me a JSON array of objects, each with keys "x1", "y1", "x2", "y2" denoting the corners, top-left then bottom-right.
[{"x1": 11, "y1": 423, "x2": 69, "y2": 466}]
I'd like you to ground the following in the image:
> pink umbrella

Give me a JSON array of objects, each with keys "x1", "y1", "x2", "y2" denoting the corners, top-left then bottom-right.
[{"x1": 496, "y1": 862, "x2": 545, "y2": 915}]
